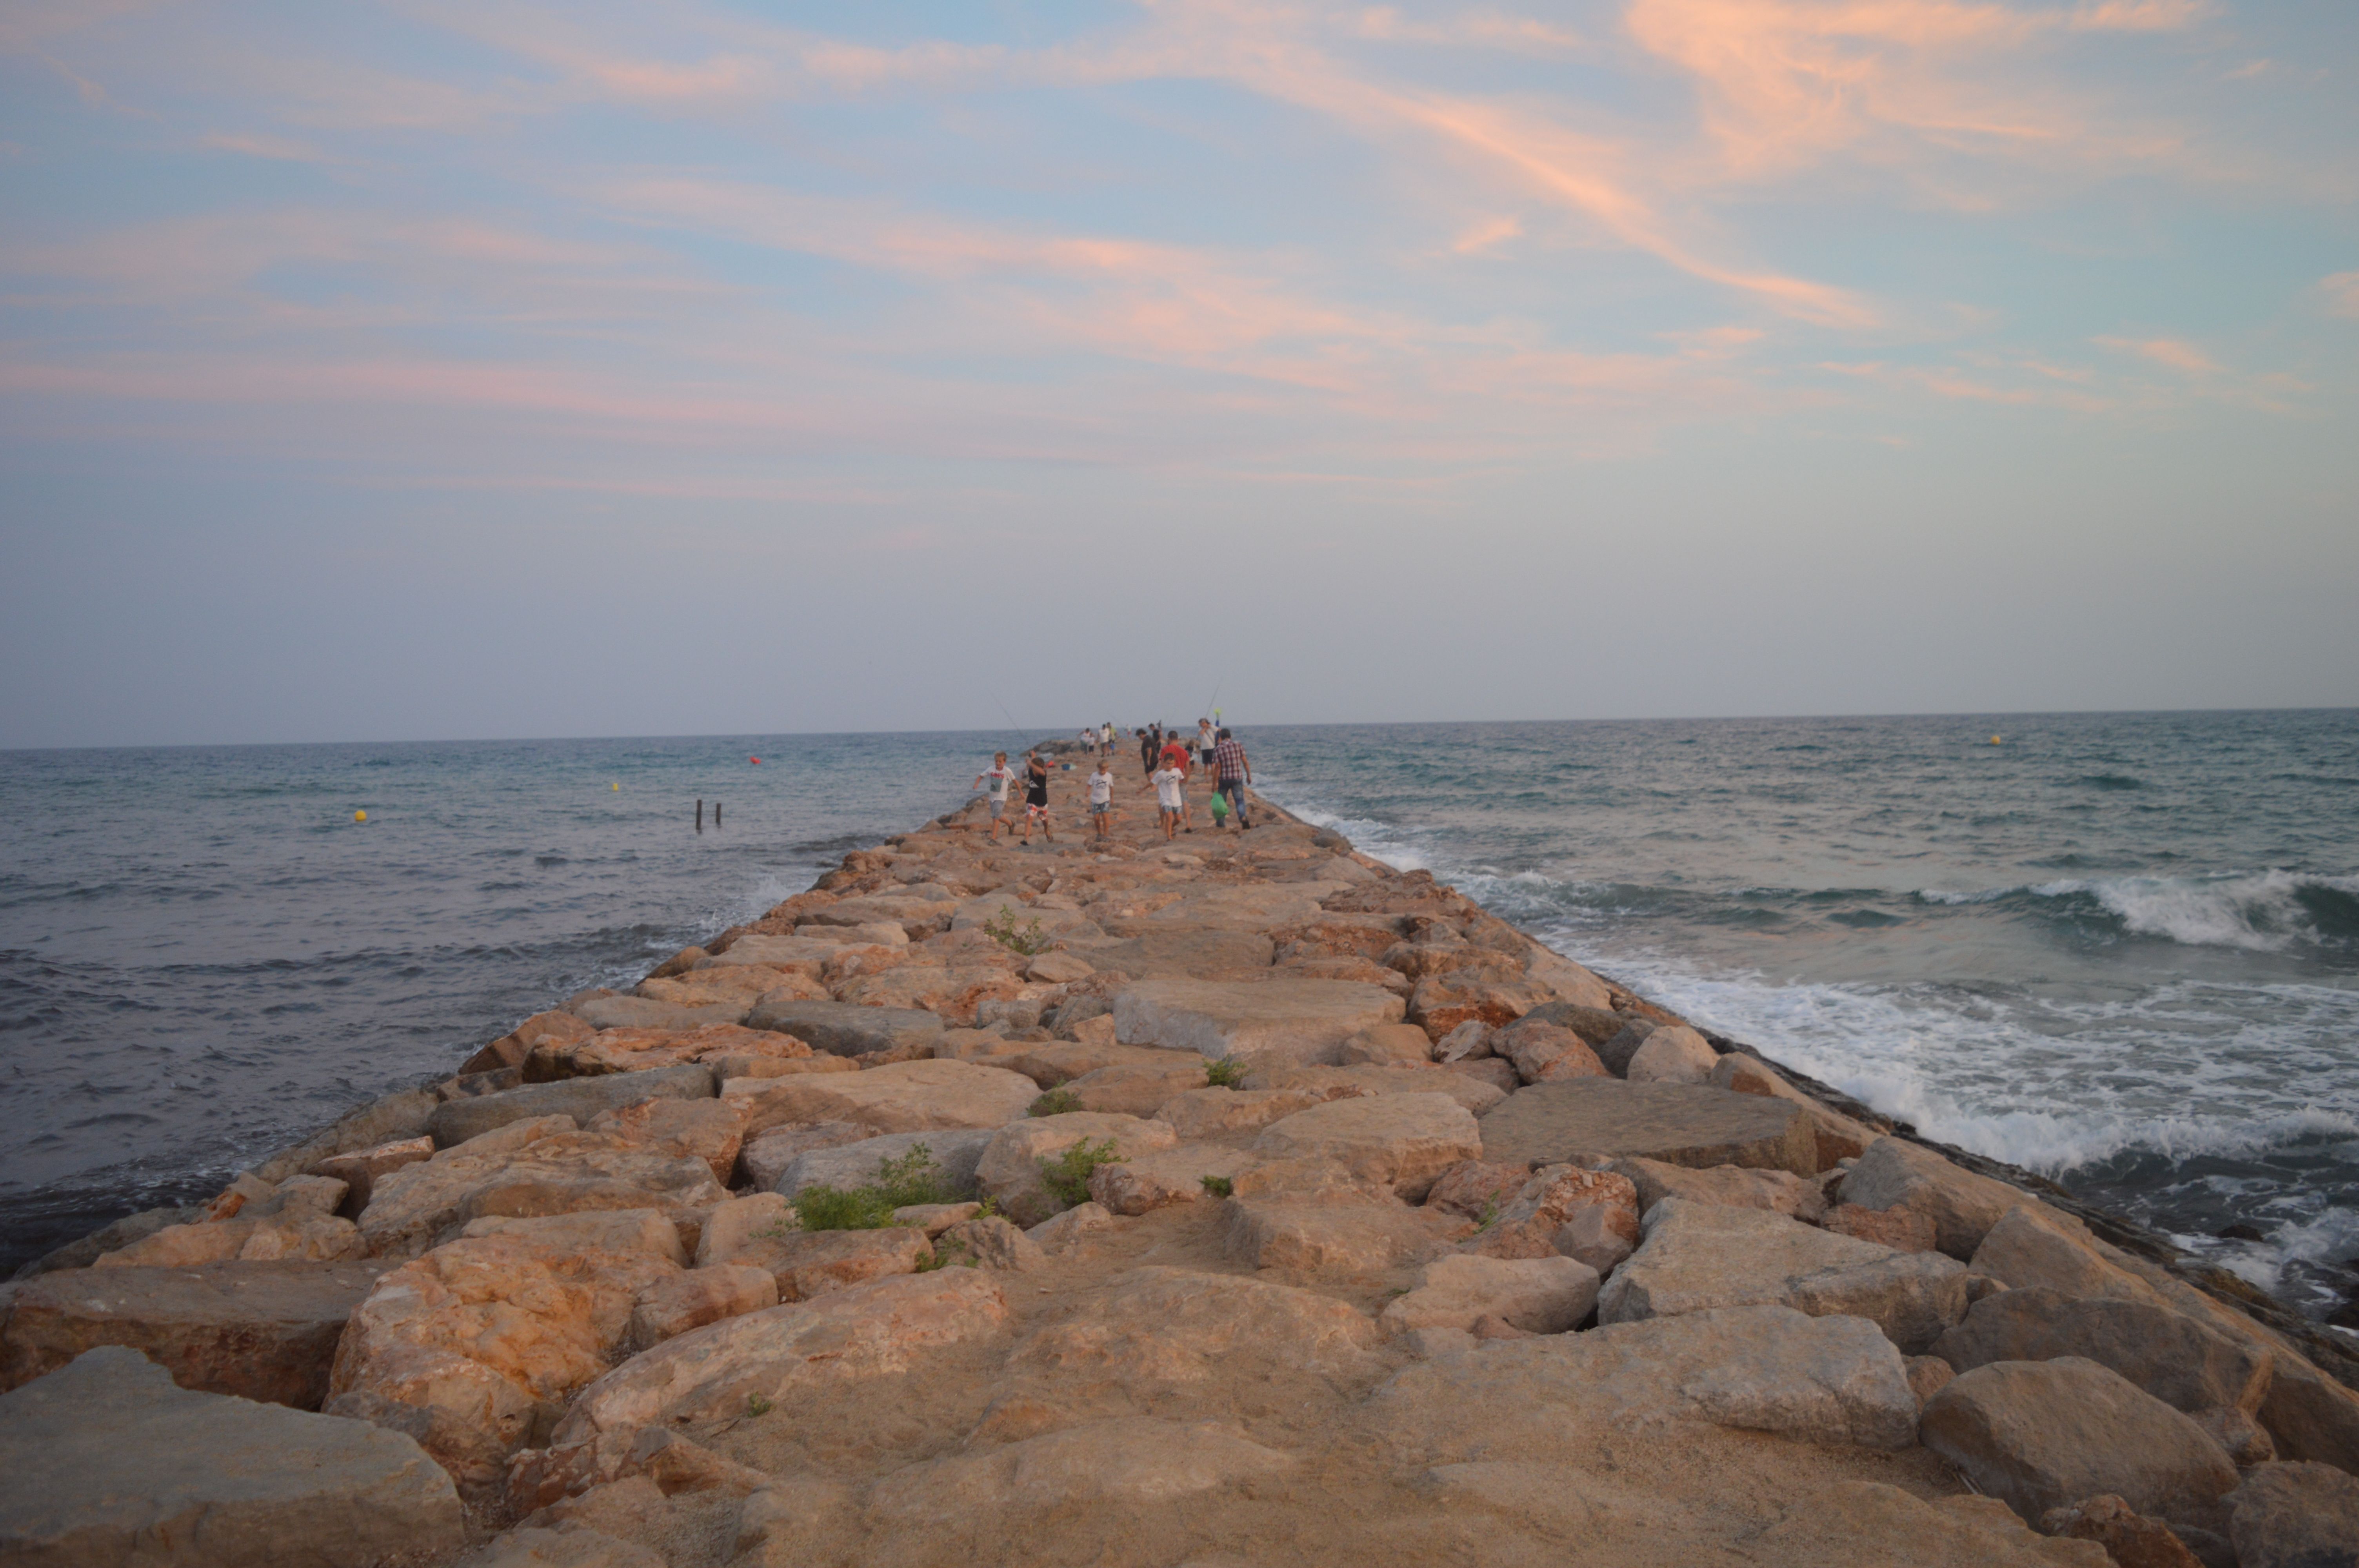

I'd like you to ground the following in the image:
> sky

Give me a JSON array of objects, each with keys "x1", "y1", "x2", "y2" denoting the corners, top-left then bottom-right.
[{"x1": 2, "y1": 0, "x2": 2355, "y2": 748}]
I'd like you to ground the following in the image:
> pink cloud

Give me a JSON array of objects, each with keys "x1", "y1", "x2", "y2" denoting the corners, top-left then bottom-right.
[
  {"x1": 2093, "y1": 334, "x2": 2219, "y2": 374},
  {"x1": 2321, "y1": 272, "x2": 2359, "y2": 318}
]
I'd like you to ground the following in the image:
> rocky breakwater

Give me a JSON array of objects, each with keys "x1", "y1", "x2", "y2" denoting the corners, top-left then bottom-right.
[{"x1": 4, "y1": 756, "x2": 2358, "y2": 1567}]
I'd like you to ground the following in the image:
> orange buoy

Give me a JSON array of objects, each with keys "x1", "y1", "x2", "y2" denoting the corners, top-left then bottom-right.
[{"x1": 750, "y1": 757, "x2": 762, "y2": 765}]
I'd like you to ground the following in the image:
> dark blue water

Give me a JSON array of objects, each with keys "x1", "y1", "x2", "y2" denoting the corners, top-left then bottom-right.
[{"x1": 4, "y1": 713, "x2": 2355, "y2": 1323}]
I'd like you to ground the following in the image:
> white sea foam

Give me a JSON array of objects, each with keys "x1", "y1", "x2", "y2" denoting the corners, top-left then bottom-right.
[{"x1": 1914, "y1": 870, "x2": 2359, "y2": 951}]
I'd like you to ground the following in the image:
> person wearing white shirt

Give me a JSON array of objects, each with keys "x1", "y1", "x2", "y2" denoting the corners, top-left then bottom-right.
[
  {"x1": 1087, "y1": 760, "x2": 1116, "y2": 840},
  {"x1": 1141, "y1": 762, "x2": 1187, "y2": 842},
  {"x1": 970, "y1": 752, "x2": 1020, "y2": 840}
]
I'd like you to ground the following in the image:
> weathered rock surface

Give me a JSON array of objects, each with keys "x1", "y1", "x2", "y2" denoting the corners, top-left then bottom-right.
[
  {"x1": 582, "y1": 1097, "x2": 745, "y2": 1186},
  {"x1": 936, "y1": 1215, "x2": 1044, "y2": 1271},
  {"x1": 551, "y1": 1270, "x2": 1009, "y2": 1445},
  {"x1": 1249, "y1": 1092, "x2": 1481, "y2": 1201},
  {"x1": 426, "y1": 1065, "x2": 716, "y2": 1149},
  {"x1": 1710, "y1": 1052, "x2": 1881, "y2": 1166},
  {"x1": 0, "y1": 1259, "x2": 385, "y2": 1408},
  {"x1": 1624, "y1": 1024, "x2": 1719, "y2": 1085},
  {"x1": 1610, "y1": 1154, "x2": 1828, "y2": 1221},
  {"x1": 1367, "y1": 1304, "x2": 1919, "y2": 1453},
  {"x1": 693, "y1": 1192, "x2": 792, "y2": 1268},
  {"x1": 1839, "y1": 1136, "x2": 2034, "y2": 1259},
  {"x1": 2226, "y1": 1461, "x2": 2359, "y2": 1568},
  {"x1": 1010, "y1": 1266, "x2": 1378, "y2": 1395},
  {"x1": 729, "y1": 1227, "x2": 931, "y2": 1301},
  {"x1": 308, "y1": 1136, "x2": 434, "y2": 1216},
  {"x1": 1155, "y1": 1085, "x2": 1327, "y2": 1138},
  {"x1": 1087, "y1": 1144, "x2": 1256, "y2": 1216},
  {"x1": 2037, "y1": 1495, "x2": 2207, "y2": 1568},
  {"x1": 1338, "y1": 1022, "x2": 1436, "y2": 1067},
  {"x1": 1456, "y1": 1165, "x2": 1640, "y2": 1266},
  {"x1": 359, "y1": 1127, "x2": 727, "y2": 1259},
  {"x1": 1379, "y1": 1253, "x2": 1598, "y2": 1336},
  {"x1": 738, "y1": 998, "x2": 944, "y2": 1056},
  {"x1": 1477, "y1": 1078, "x2": 1818, "y2": 1176},
  {"x1": 456, "y1": 1524, "x2": 666, "y2": 1567},
  {"x1": 736, "y1": 1121, "x2": 870, "y2": 1189},
  {"x1": 1919, "y1": 1358, "x2": 2240, "y2": 1531},
  {"x1": 1224, "y1": 1189, "x2": 1467, "y2": 1276},
  {"x1": 0, "y1": 1346, "x2": 464, "y2": 1566},
  {"x1": 733, "y1": 1058, "x2": 1037, "y2": 1138},
  {"x1": 1754, "y1": 1481, "x2": 2112, "y2": 1566},
  {"x1": 868, "y1": 1416, "x2": 1293, "y2": 1514},
  {"x1": 567, "y1": 994, "x2": 747, "y2": 1033},
  {"x1": 1970, "y1": 1203, "x2": 2163, "y2": 1302},
  {"x1": 977, "y1": 1112, "x2": 1178, "y2": 1226},
  {"x1": 624, "y1": 1264, "x2": 776, "y2": 1353},
  {"x1": 1113, "y1": 976, "x2": 1406, "y2": 1065},
  {"x1": 771, "y1": 1127, "x2": 998, "y2": 1201},
  {"x1": 1406, "y1": 971, "x2": 1554, "y2": 1038},
  {"x1": 1932, "y1": 1286, "x2": 2275, "y2": 1414},
  {"x1": 1055, "y1": 1057, "x2": 1213, "y2": 1116},
  {"x1": 1600, "y1": 1198, "x2": 1967, "y2": 1352}
]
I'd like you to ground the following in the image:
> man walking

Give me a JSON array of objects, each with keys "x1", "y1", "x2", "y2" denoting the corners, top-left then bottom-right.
[
  {"x1": 1212, "y1": 728, "x2": 1252, "y2": 831},
  {"x1": 972, "y1": 751, "x2": 1020, "y2": 840}
]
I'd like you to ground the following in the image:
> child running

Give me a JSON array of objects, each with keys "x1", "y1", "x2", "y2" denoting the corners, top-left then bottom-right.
[
  {"x1": 1142, "y1": 754, "x2": 1187, "y2": 842},
  {"x1": 972, "y1": 751, "x2": 1020, "y2": 840},
  {"x1": 1087, "y1": 758, "x2": 1116, "y2": 840},
  {"x1": 1021, "y1": 750, "x2": 1055, "y2": 844}
]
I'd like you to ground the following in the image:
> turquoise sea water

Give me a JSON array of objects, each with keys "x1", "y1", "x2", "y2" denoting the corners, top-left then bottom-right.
[{"x1": 4, "y1": 712, "x2": 2355, "y2": 1321}]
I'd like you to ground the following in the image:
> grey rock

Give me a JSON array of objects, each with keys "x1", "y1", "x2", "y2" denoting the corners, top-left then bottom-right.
[
  {"x1": 1932, "y1": 1286, "x2": 2275, "y2": 1414},
  {"x1": 0, "y1": 1346, "x2": 463, "y2": 1566},
  {"x1": 250, "y1": 1087, "x2": 443, "y2": 1186},
  {"x1": 1839, "y1": 1137, "x2": 2033, "y2": 1259},
  {"x1": 1516, "y1": 1003, "x2": 1632, "y2": 1051},
  {"x1": 2226, "y1": 1461, "x2": 2359, "y2": 1568},
  {"x1": 1599, "y1": 1198, "x2": 1966, "y2": 1353},
  {"x1": 773, "y1": 1129, "x2": 997, "y2": 1201},
  {"x1": 1476, "y1": 1079, "x2": 1817, "y2": 1177},
  {"x1": 1920, "y1": 1357, "x2": 2240, "y2": 1532},
  {"x1": 740, "y1": 998, "x2": 945, "y2": 1057},
  {"x1": 1593, "y1": 1020, "x2": 1657, "y2": 1076},
  {"x1": 426, "y1": 1064, "x2": 717, "y2": 1149}
]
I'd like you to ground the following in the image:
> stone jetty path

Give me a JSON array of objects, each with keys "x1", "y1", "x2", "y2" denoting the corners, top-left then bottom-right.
[{"x1": 5, "y1": 744, "x2": 2356, "y2": 1566}]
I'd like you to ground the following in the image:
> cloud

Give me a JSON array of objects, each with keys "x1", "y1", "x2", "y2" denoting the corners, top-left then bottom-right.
[
  {"x1": 2093, "y1": 335, "x2": 2219, "y2": 374},
  {"x1": 2321, "y1": 272, "x2": 2359, "y2": 318},
  {"x1": 200, "y1": 131, "x2": 336, "y2": 164}
]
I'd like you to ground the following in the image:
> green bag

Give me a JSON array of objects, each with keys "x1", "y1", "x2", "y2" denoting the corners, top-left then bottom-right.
[{"x1": 1209, "y1": 790, "x2": 1230, "y2": 821}]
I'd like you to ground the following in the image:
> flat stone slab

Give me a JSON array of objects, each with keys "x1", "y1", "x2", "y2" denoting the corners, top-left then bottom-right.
[
  {"x1": 1083, "y1": 930, "x2": 1275, "y2": 978},
  {"x1": 1113, "y1": 978, "x2": 1406, "y2": 1066},
  {"x1": 0, "y1": 1346, "x2": 464, "y2": 1566},
  {"x1": 426, "y1": 1064, "x2": 717, "y2": 1149},
  {"x1": 0, "y1": 1259, "x2": 387, "y2": 1410},
  {"x1": 740, "y1": 998, "x2": 945, "y2": 1058},
  {"x1": 774, "y1": 1129, "x2": 999, "y2": 1200},
  {"x1": 1476, "y1": 1079, "x2": 1817, "y2": 1176}
]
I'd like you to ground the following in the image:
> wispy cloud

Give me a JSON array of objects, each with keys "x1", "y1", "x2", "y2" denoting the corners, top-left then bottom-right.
[{"x1": 2321, "y1": 271, "x2": 2359, "y2": 319}]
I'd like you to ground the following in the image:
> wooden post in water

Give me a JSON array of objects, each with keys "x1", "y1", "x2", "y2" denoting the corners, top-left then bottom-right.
[
  {"x1": 715, "y1": 801, "x2": 722, "y2": 826},
  {"x1": 696, "y1": 799, "x2": 703, "y2": 831}
]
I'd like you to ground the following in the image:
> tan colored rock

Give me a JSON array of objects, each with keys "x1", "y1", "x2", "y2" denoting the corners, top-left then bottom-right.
[
  {"x1": 1026, "y1": 1200, "x2": 1119, "y2": 1256},
  {"x1": 1324, "y1": 1062, "x2": 1506, "y2": 1116},
  {"x1": 456, "y1": 1524, "x2": 665, "y2": 1567},
  {"x1": 729, "y1": 1227, "x2": 931, "y2": 1301},
  {"x1": 551, "y1": 1270, "x2": 1010, "y2": 1445},
  {"x1": 1422, "y1": 1159, "x2": 1532, "y2": 1222},
  {"x1": 976, "y1": 1112, "x2": 1179, "y2": 1226},
  {"x1": 1709, "y1": 1053, "x2": 1880, "y2": 1166},
  {"x1": 734, "y1": 1122, "x2": 869, "y2": 1190},
  {"x1": 2037, "y1": 1495, "x2": 2205, "y2": 1568},
  {"x1": 2227, "y1": 1461, "x2": 2359, "y2": 1568},
  {"x1": 465, "y1": 1009, "x2": 596, "y2": 1074},
  {"x1": 1025, "y1": 950, "x2": 1095, "y2": 984},
  {"x1": 1920, "y1": 1358, "x2": 2240, "y2": 1531},
  {"x1": 455, "y1": 1209, "x2": 688, "y2": 1263},
  {"x1": 94, "y1": 1211, "x2": 364, "y2": 1269},
  {"x1": 1623, "y1": 1024, "x2": 1719, "y2": 1085},
  {"x1": 1155, "y1": 1086, "x2": 1326, "y2": 1139},
  {"x1": 2192, "y1": 1404, "x2": 2276, "y2": 1466},
  {"x1": 309, "y1": 1136, "x2": 434, "y2": 1216},
  {"x1": 1406, "y1": 972, "x2": 1553, "y2": 1039},
  {"x1": 730, "y1": 1058, "x2": 1037, "y2": 1139},
  {"x1": 1443, "y1": 1056, "x2": 1521, "y2": 1095},
  {"x1": 1087, "y1": 1145, "x2": 1255, "y2": 1216},
  {"x1": 0, "y1": 1260, "x2": 385, "y2": 1410},
  {"x1": 1381, "y1": 1254, "x2": 1599, "y2": 1337},
  {"x1": 1010, "y1": 1266, "x2": 1378, "y2": 1396},
  {"x1": 1056, "y1": 1058, "x2": 1211, "y2": 1116},
  {"x1": 1610, "y1": 1155, "x2": 1827, "y2": 1222},
  {"x1": 1113, "y1": 977, "x2": 1405, "y2": 1066},
  {"x1": 585, "y1": 1097, "x2": 744, "y2": 1186},
  {"x1": 693, "y1": 1193, "x2": 792, "y2": 1268},
  {"x1": 1838, "y1": 1136, "x2": 2034, "y2": 1259},
  {"x1": 1491, "y1": 1019, "x2": 1607, "y2": 1084},
  {"x1": 1461, "y1": 1165, "x2": 1640, "y2": 1264},
  {"x1": 625, "y1": 1265, "x2": 776, "y2": 1353},
  {"x1": 1600, "y1": 1198, "x2": 1968, "y2": 1353},
  {"x1": 1250, "y1": 1093, "x2": 1481, "y2": 1202},
  {"x1": 1224, "y1": 1192, "x2": 1468, "y2": 1276},
  {"x1": 1931, "y1": 1286, "x2": 2275, "y2": 1414},
  {"x1": 358, "y1": 1129, "x2": 726, "y2": 1260},
  {"x1": 1754, "y1": 1481, "x2": 2112, "y2": 1566},
  {"x1": 326, "y1": 1214, "x2": 685, "y2": 1499},
  {"x1": 891, "y1": 1201, "x2": 982, "y2": 1237},
  {"x1": 1826, "y1": 1200, "x2": 1939, "y2": 1252},
  {"x1": 1906, "y1": 1353, "x2": 1957, "y2": 1404},
  {"x1": 1970, "y1": 1203, "x2": 2164, "y2": 1303},
  {"x1": 1476, "y1": 1079, "x2": 1819, "y2": 1176},
  {"x1": 869, "y1": 1417, "x2": 1292, "y2": 1515},
  {"x1": 1338, "y1": 1022, "x2": 1435, "y2": 1067},
  {"x1": 533, "y1": 1023, "x2": 802, "y2": 1081},
  {"x1": 936, "y1": 1216, "x2": 1044, "y2": 1271},
  {"x1": 771, "y1": 1128, "x2": 997, "y2": 1201}
]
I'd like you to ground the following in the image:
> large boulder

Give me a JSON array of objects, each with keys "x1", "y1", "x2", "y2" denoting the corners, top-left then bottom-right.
[
  {"x1": 1113, "y1": 977, "x2": 1405, "y2": 1066},
  {"x1": 1155, "y1": 1086, "x2": 1327, "y2": 1139},
  {"x1": 771, "y1": 1128, "x2": 998, "y2": 1201},
  {"x1": 1476, "y1": 1079, "x2": 1817, "y2": 1176},
  {"x1": 732, "y1": 1059, "x2": 1038, "y2": 1138},
  {"x1": 1624, "y1": 1025, "x2": 1720, "y2": 1085},
  {"x1": 568, "y1": 995, "x2": 744, "y2": 1033},
  {"x1": 737, "y1": 998, "x2": 944, "y2": 1057},
  {"x1": 528, "y1": 1022, "x2": 809, "y2": 1082},
  {"x1": 1969, "y1": 1204, "x2": 2164, "y2": 1302},
  {"x1": 727, "y1": 1228, "x2": 932, "y2": 1302},
  {"x1": 1223, "y1": 1189, "x2": 1468, "y2": 1276},
  {"x1": 1366, "y1": 1305, "x2": 1919, "y2": 1454},
  {"x1": 1610, "y1": 1155, "x2": 1826, "y2": 1221},
  {"x1": 1709, "y1": 1053, "x2": 1879, "y2": 1166},
  {"x1": 1088, "y1": 1145, "x2": 1257, "y2": 1217},
  {"x1": 1919, "y1": 1358, "x2": 2241, "y2": 1532},
  {"x1": 1379, "y1": 1254, "x2": 1599, "y2": 1337},
  {"x1": 1008, "y1": 1266, "x2": 1378, "y2": 1397},
  {"x1": 866, "y1": 1416, "x2": 1292, "y2": 1515},
  {"x1": 326, "y1": 1212, "x2": 685, "y2": 1499},
  {"x1": 0, "y1": 1259, "x2": 385, "y2": 1409},
  {"x1": 1599, "y1": 1198, "x2": 1967, "y2": 1353},
  {"x1": 2226, "y1": 1461, "x2": 2359, "y2": 1568},
  {"x1": 976, "y1": 1113, "x2": 1179, "y2": 1226},
  {"x1": 584, "y1": 1098, "x2": 745, "y2": 1186},
  {"x1": 358, "y1": 1127, "x2": 727, "y2": 1259},
  {"x1": 1837, "y1": 1137, "x2": 2034, "y2": 1259},
  {"x1": 426, "y1": 1065, "x2": 717, "y2": 1149},
  {"x1": 1250, "y1": 1093, "x2": 1481, "y2": 1202},
  {"x1": 1932, "y1": 1287, "x2": 2275, "y2": 1414},
  {"x1": 1085, "y1": 929, "x2": 1276, "y2": 978},
  {"x1": 1056, "y1": 1058, "x2": 1215, "y2": 1116},
  {"x1": 1406, "y1": 972, "x2": 1554, "y2": 1039},
  {"x1": 0, "y1": 1346, "x2": 464, "y2": 1566},
  {"x1": 1755, "y1": 1481, "x2": 2113, "y2": 1567},
  {"x1": 1456, "y1": 1165, "x2": 1640, "y2": 1269},
  {"x1": 549, "y1": 1270, "x2": 1009, "y2": 1446}
]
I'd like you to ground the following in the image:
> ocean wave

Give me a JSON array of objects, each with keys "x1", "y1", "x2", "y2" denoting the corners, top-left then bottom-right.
[{"x1": 1908, "y1": 870, "x2": 2359, "y2": 950}]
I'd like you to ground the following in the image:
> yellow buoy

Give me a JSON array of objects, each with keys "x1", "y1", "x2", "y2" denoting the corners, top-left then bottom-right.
[
  {"x1": 354, "y1": 810, "x2": 367, "y2": 822},
  {"x1": 1990, "y1": 736, "x2": 2002, "y2": 745},
  {"x1": 612, "y1": 782, "x2": 620, "y2": 791}
]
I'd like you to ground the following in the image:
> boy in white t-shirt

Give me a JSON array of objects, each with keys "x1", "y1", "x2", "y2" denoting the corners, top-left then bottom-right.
[
  {"x1": 971, "y1": 752, "x2": 1020, "y2": 840},
  {"x1": 1087, "y1": 760, "x2": 1116, "y2": 840},
  {"x1": 1142, "y1": 761, "x2": 1187, "y2": 842}
]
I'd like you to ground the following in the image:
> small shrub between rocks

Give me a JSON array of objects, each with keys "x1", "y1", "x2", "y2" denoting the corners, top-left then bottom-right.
[
  {"x1": 786, "y1": 1145, "x2": 952, "y2": 1232},
  {"x1": 1040, "y1": 1138, "x2": 1121, "y2": 1208},
  {"x1": 1199, "y1": 1175, "x2": 1234, "y2": 1199},
  {"x1": 983, "y1": 906, "x2": 1050, "y2": 956},
  {"x1": 1203, "y1": 1057, "x2": 1247, "y2": 1088},
  {"x1": 1030, "y1": 1087, "x2": 1082, "y2": 1117}
]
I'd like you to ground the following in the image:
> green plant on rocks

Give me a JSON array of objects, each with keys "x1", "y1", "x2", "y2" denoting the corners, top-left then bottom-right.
[
  {"x1": 1203, "y1": 1057, "x2": 1247, "y2": 1088},
  {"x1": 983, "y1": 906, "x2": 1050, "y2": 956},
  {"x1": 784, "y1": 1145, "x2": 952, "y2": 1232},
  {"x1": 1039, "y1": 1138, "x2": 1120, "y2": 1208},
  {"x1": 1030, "y1": 1087, "x2": 1082, "y2": 1117},
  {"x1": 1199, "y1": 1175, "x2": 1234, "y2": 1199}
]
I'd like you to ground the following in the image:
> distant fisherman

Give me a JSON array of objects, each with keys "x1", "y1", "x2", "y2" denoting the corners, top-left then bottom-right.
[
  {"x1": 1213, "y1": 727, "x2": 1251, "y2": 831},
  {"x1": 1021, "y1": 750, "x2": 1055, "y2": 844}
]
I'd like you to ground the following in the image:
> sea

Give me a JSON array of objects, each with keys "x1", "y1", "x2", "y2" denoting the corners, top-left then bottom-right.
[{"x1": 3, "y1": 713, "x2": 2355, "y2": 1326}]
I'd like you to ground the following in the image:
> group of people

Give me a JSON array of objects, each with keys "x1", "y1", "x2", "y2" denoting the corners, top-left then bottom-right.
[{"x1": 977, "y1": 720, "x2": 1253, "y2": 845}]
